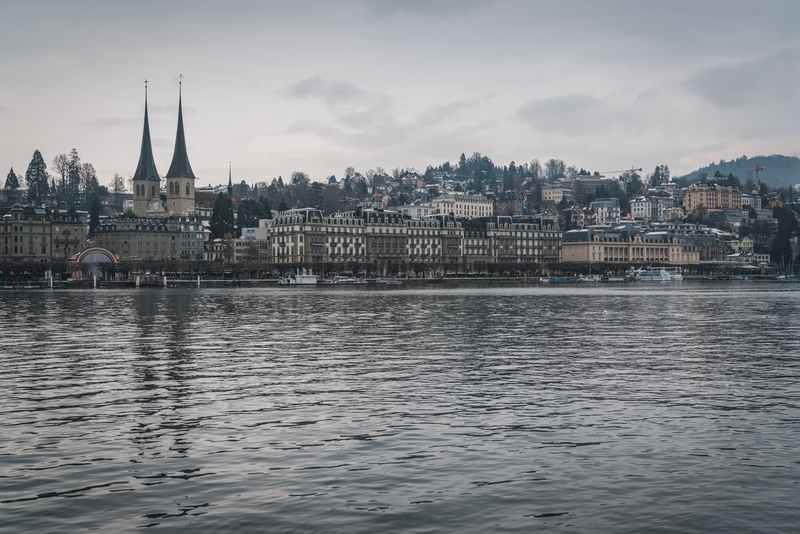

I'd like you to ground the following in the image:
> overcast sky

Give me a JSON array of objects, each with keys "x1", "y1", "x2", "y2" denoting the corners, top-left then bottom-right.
[{"x1": 2, "y1": 0, "x2": 799, "y2": 187}]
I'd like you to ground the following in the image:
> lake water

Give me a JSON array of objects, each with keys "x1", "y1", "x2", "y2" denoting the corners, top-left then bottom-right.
[{"x1": 1, "y1": 283, "x2": 799, "y2": 533}]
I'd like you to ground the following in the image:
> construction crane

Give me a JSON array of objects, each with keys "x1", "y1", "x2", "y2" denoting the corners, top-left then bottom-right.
[
  {"x1": 600, "y1": 166, "x2": 642, "y2": 176},
  {"x1": 741, "y1": 163, "x2": 765, "y2": 191},
  {"x1": 600, "y1": 167, "x2": 643, "y2": 184}
]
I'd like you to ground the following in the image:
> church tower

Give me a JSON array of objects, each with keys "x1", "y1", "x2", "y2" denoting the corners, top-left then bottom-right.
[
  {"x1": 227, "y1": 163, "x2": 233, "y2": 197},
  {"x1": 132, "y1": 82, "x2": 161, "y2": 218},
  {"x1": 165, "y1": 77, "x2": 196, "y2": 216}
]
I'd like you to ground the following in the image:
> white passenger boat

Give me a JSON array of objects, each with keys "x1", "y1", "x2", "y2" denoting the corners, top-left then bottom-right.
[
  {"x1": 324, "y1": 275, "x2": 366, "y2": 285},
  {"x1": 632, "y1": 267, "x2": 682, "y2": 282},
  {"x1": 278, "y1": 269, "x2": 318, "y2": 285}
]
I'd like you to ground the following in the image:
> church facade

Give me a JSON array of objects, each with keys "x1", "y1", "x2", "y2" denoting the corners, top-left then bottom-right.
[{"x1": 95, "y1": 85, "x2": 204, "y2": 261}]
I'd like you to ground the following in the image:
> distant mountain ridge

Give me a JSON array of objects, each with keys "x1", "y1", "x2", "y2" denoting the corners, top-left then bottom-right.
[{"x1": 679, "y1": 155, "x2": 800, "y2": 189}]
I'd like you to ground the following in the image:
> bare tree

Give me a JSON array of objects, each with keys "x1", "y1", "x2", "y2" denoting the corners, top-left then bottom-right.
[
  {"x1": 112, "y1": 173, "x2": 126, "y2": 206},
  {"x1": 81, "y1": 163, "x2": 99, "y2": 202},
  {"x1": 529, "y1": 159, "x2": 542, "y2": 182},
  {"x1": 51, "y1": 153, "x2": 69, "y2": 199},
  {"x1": 345, "y1": 166, "x2": 355, "y2": 178},
  {"x1": 545, "y1": 159, "x2": 566, "y2": 183}
]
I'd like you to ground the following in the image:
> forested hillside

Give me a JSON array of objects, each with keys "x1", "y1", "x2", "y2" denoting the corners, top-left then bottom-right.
[{"x1": 679, "y1": 155, "x2": 800, "y2": 189}]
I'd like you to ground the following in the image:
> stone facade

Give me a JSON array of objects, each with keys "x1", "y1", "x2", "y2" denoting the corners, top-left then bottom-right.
[
  {"x1": 562, "y1": 224, "x2": 700, "y2": 265},
  {"x1": 0, "y1": 204, "x2": 88, "y2": 261}
]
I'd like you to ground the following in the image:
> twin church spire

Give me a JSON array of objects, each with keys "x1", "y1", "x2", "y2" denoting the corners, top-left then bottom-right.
[
  {"x1": 132, "y1": 77, "x2": 197, "y2": 218},
  {"x1": 132, "y1": 82, "x2": 160, "y2": 183},
  {"x1": 165, "y1": 81, "x2": 195, "y2": 180}
]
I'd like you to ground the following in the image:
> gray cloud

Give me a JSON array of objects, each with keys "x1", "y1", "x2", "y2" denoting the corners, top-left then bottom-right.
[
  {"x1": 290, "y1": 77, "x2": 369, "y2": 107},
  {"x1": 517, "y1": 95, "x2": 603, "y2": 133},
  {"x1": 364, "y1": 0, "x2": 484, "y2": 18},
  {"x1": 4, "y1": 1, "x2": 800, "y2": 183},
  {"x1": 684, "y1": 49, "x2": 800, "y2": 109},
  {"x1": 82, "y1": 116, "x2": 139, "y2": 128}
]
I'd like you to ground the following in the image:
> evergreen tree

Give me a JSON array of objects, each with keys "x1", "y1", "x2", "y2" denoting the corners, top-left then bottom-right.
[
  {"x1": 5, "y1": 168, "x2": 19, "y2": 189},
  {"x1": 67, "y1": 148, "x2": 81, "y2": 202},
  {"x1": 89, "y1": 194, "x2": 101, "y2": 235},
  {"x1": 278, "y1": 198, "x2": 288, "y2": 212},
  {"x1": 25, "y1": 150, "x2": 49, "y2": 204},
  {"x1": 650, "y1": 165, "x2": 662, "y2": 187},
  {"x1": 260, "y1": 196, "x2": 273, "y2": 218},
  {"x1": 457, "y1": 153, "x2": 468, "y2": 176},
  {"x1": 210, "y1": 193, "x2": 235, "y2": 239},
  {"x1": 771, "y1": 207, "x2": 798, "y2": 266},
  {"x1": 236, "y1": 198, "x2": 269, "y2": 236}
]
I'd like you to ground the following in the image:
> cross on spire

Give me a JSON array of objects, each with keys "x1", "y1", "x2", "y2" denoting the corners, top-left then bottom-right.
[{"x1": 165, "y1": 77, "x2": 195, "y2": 179}]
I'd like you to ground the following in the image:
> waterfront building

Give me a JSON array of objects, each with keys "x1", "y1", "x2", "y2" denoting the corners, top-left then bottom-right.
[
  {"x1": 236, "y1": 221, "x2": 272, "y2": 263},
  {"x1": 406, "y1": 217, "x2": 444, "y2": 268},
  {"x1": 93, "y1": 217, "x2": 203, "y2": 261},
  {"x1": 432, "y1": 214, "x2": 464, "y2": 267},
  {"x1": 247, "y1": 207, "x2": 561, "y2": 272},
  {"x1": 0, "y1": 204, "x2": 88, "y2": 261},
  {"x1": 462, "y1": 218, "x2": 491, "y2": 266},
  {"x1": 324, "y1": 212, "x2": 366, "y2": 265},
  {"x1": 562, "y1": 224, "x2": 698, "y2": 265},
  {"x1": 50, "y1": 209, "x2": 89, "y2": 260},
  {"x1": 364, "y1": 209, "x2": 406, "y2": 275},
  {"x1": 270, "y1": 208, "x2": 327, "y2": 264},
  {"x1": 95, "y1": 85, "x2": 204, "y2": 260},
  {"x1": 205, "y1": 238, "x2": 232, "y2": 262},
  {"x1": 462, "y1": 216, "x2": 560, "y2": 266},
  {"x1": 1, "y1": 205, "x2": 52, "y2": 261}
]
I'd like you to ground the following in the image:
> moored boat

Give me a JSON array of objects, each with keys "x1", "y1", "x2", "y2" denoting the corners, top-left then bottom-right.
[{"x1": 632, "y1": 267, "x2": 681, "y2": 282}]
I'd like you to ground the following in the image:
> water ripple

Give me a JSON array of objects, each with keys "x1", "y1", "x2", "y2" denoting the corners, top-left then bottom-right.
[{"x1": 1, "y1": 283, "x2": 799, "y2": 533}]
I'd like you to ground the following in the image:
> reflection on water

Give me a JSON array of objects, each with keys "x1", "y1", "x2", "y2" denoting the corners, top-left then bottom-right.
[{"x1": 1, "y1": 283, "x2": 800, "y2": 533}]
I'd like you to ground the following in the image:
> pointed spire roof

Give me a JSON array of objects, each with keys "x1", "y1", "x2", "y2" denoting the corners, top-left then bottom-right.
[
  {"x1": 166, "y1": 82, "x2": 196, "y2": 179},
  {"x1": 227, "y1": 163, "x2": 233, "y2": 196},
  {"x1": 133, "y1": 84, "x2": 161, "y2": 182}
]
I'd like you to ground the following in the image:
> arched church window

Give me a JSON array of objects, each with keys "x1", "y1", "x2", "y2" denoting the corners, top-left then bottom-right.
[
  {"x1": 169, "y1": 182, "x2": 174, "y2": 195},
  {"x1": 151, "y1": 185, "x2": 156, "y2": 197},
  {"x1": 186, "y1": 183, "x2": 190, "y2": 196}
]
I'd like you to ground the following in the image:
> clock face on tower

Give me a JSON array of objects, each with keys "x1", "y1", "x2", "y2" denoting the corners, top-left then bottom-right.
[{"x1": 148, "y1": 198, "x2": 165, "y2": 212}]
